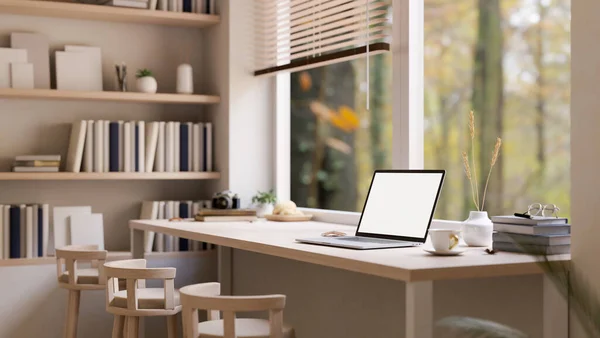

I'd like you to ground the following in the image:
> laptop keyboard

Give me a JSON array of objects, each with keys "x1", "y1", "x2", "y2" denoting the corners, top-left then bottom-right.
[{"x1": 339, "y1": 237, "x2": 406, "y2": 244}]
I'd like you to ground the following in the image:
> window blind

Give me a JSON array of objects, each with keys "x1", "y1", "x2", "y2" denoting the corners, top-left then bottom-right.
[{"x1": 255, "y1": 0, "x2": 391, "y2": 76}]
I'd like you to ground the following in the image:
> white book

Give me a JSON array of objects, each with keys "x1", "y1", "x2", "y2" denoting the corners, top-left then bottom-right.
[
  {"x1": 70, "y1": 214, "x2": 104, "y2": 250},
  {"x1": 129, "y1": 121, "x2": 136, "y2": 172},
  {"x1": 168, "y1": 0, "x2": 176, "y2": 11},
  {"x1": 83, "y1": 120, "x2": 94, "y2": 173},
  {"x1": 103, "y1": 120, "x2": 110, "y2": 172},
  {"x1": 191, "y1": 0, "x2": 196, "y2": 13},
  {"x1": 145, "y1": 122, "x2": 159, "y2": 172},
  {"x1": 140, "y1": 201, "x2": 158, "y2": 252},
  {"x1": 174, "y1": 122, "x2": 180, "y2": 172},
  {"x1": 156, "y1": 122, "x2": 166, "y2": 172},
  {"x1": 19, "y1": 204, "x2": 25, "y2": 258},
  {"x1": 149, "y1": 0, "x2": 157, "y2": 10},
  {"x1": 159, "y1": 0, "x2": 167, "y2": 10},
  {"x1": 2, "y1": 205, "x2": 8, "y2": 259},
  {"x1": 15, "y1": 155, "x2": 61, "y2": 161},
  {"x1": 178, "y1": 0, "x2": 183, "y2": 12},
  {"x1": 25, "y1": 206, "x2": 33, "y2": 258},
  {"x1": 205, "y1": 122, "x2": 213, "y2": 171},
  {"x1": 209, "y1": 0, "x2": 215, "y2": 14},
  {"x1": 108, "y1": 0, "x2": 148, "y2": 8},
  {"x1": 124, "y1": 122, "x2": 132, "y2": 172},
  {"x1": 118, "y1": 121, "x2": 124, "y2": 172},
  {"x1": 164, "y1": 201, "x2": 174, "y2": 252},
  {"x1": 155, "y1": 201, "x2": 165, "y2": 252},
  {"x1": 94, "y1": 120, "x2": 103, "y2": 173},
  {"x1": 42, "y1": 204, "x2": 49, "y2": 257},
  {"x1": 186, "y1": 122, "x2": 193, "y2": 172},
  {"x1": 13, "y1": 167, "x2": 59, "y2": 172},
  {"x1": 137, "y1": 121, "x2": 146, "y2": 173},
  {"x1": 192, "y1": 123, "x2": 203, "y2": 172},
  {"x1": 52, "y1": 206, "x2": 92, "y2": 255},
  {"x1": 32, "y1": 205, "x2": 38, "y2": 258},
  {"x1": 173, "y1": 201, "x2": 180, "y2": 251},
  {"x1": 0, "y1": 205, "x2": 3, "y2": 259},
  {"x1": 65, "y1": 121, "x2": 87, "y2": 173},
  {"x1": 200, "y1": 0, "x2": 207, "y2": 13},
  {"x1": 165, "y1": 122, "x2": 175, "y2": 172}
]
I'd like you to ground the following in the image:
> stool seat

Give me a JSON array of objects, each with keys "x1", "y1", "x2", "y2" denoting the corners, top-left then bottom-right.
[
  {"x1": 198, "y1": 318, "x2": 296, "y2": 338},
  {"x1": 58, "y1": 268, "x2": 99, "y2": 284},
  {"x1": 110, "y1": 288, "x2": 181, "y2": 310}
]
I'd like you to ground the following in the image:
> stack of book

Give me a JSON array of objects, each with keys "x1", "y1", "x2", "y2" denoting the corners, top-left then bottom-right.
[
  {"x1": 155, "y1": 0, "x2": 216, "y2": 13},
  {"x1": 0, "y1": 204, "x2": 50, "y2": 259},
  {"x1": 12, "y1": 155, "x2": 61, "y2": 173},
  {"x1": 491, "y1": 215, "x2": 571, "y2": 255},
  {"x1": 105, "y1": 0, "x2": 149, "y2": 9},
  {"x1": 195, "y1": 209, "x2": 257, "y2": 222},
  {"x1": 140, "y1": 200, "x2": 213, "y2": 253},
  {"x1": 66, "y1": 120, "x2": 213, "y2": 173}
]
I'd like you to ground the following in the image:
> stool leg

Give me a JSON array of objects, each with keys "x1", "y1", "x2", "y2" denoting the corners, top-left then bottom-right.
[
  {"x1": 166, "y1": 315, "x2": 177, "y2": 338},
  {"x1": 64, "y1": 290, "x2": 81, "y2": 338},
  {"x1": 125, "y1": 316, "x2": 139, "y2": 338},
  {"x1": 112, "y1": 315, "x2": 125, "y2": 338}
]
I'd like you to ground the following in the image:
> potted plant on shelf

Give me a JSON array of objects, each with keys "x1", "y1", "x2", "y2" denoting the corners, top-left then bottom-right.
[
  {"x1": 252, "y1": 190, "x2": 277, "y2": 218},
  {"x1": 135, "y1": 68, "x2": 157, "y2": 94},
  {"x1": 461, "y1": 110, "x2": 502, "y2": 247}
]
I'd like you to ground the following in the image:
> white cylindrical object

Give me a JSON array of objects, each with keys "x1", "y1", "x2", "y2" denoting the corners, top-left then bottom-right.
[
  {"x1": 176, "y1": 64, "x2": 194, "y2": 94},
  {"x1": 136, "y1": 76, "x2": 157, "y2": 93}
]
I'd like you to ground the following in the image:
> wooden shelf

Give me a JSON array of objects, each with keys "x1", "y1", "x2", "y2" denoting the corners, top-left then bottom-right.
[
  {"x1": 0, "y1": 88, "x2": 220, "y2": 105},
  {"x1": 0, "y1": 250, "x2": 216, "y2": 267},
  {"x1": 0, "y1": 172, "x2": 221, "y2": 180},
  {"x1": 0, "y1": 0, "x2": 220, "y2": 28}
]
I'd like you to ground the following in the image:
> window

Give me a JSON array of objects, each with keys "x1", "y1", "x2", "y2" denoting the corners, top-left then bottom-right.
[{"x1": 286, "y1": 0, "x2": 571, "y2": 220}]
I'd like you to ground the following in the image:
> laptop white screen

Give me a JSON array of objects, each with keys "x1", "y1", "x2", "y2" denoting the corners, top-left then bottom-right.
[{"x1": 357, "y1": 172, "x2": 444, "y2": 239}]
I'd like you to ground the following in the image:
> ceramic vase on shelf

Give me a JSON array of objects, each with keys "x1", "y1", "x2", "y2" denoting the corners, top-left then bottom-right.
[
  {"x1": 136, "y1": 76, "x2": 157, "y2": 94},
  {"x1": 256, "y1": 203, "x2": 274, "y2": 218},
  {"x1": 462, "y1": 211, "x2": 493, "y2": 247},
  {"x1": 176, "y1": 64, "x2": 193, "y2": 94}
]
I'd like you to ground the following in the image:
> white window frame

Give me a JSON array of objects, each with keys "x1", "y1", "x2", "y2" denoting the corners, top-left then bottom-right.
[{"x1": 274, "y1": 0, "x2": 424, "y2": 224}]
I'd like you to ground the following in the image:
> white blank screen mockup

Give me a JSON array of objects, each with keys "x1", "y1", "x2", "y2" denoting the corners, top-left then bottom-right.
[{"x1": 358, "y1": 172, "x2": 443, "y2": 239}]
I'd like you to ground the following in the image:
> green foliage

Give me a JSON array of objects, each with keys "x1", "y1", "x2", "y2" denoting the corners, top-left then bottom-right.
[
  {"x1": 252, "y1": 190, "x2": 277, "y2": 205},
  {"x1": 436, "y1": 317, "x2": 528, "y2": 338},
  {"x1": 136, "y1": 69, "x2": 153, "y2": 78}
]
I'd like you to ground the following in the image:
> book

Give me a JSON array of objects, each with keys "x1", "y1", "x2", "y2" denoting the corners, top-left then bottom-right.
[
  {"x1": 209, "y1": 0, "x2": 215, "y2": 14},
  {"x1": 83, "y1": 120, "x2": 94, "y2": 173},
  {"x1": 179, "y1": 202, "x2": 189, "y2": 251},
  {"x1": 137, "y1": 121, "x2": 145, "y2": 173},
  {"x1": 15, "y1": 155, "x2": 60, "y2": 161},
  {"x1": 41, "y1": 204, "x2": 49, "y2": 257},
  {"x1": 107, "y1": 0, "x2": 148, "y2": 8},
  {"x1": 174, "y1": 122, "x2": 180, "y2": 172},
  {"x1": 192, "y1": 123, "x2": 203, "y2": 172},
  {"x1": 140, "y1": 201, "x2": 159, "y2": 252},
  {"x1": 164, "y1": 201, "x2": 174, "y2": 252},
  {"x1": 493, "y1": 232, "x2": 571, "y2": 246},
  {"x1": 180, "y1": 123, "x2": 189, "y2": 172},
  {"x1": 198, "y1": 209, "x2": 257, "y2": 217},
  {"x1": 0, "y1": 206, "x2": 3, "y2": 259},
  {"x1": 124, "y1": 122, "x2": 131, "y2": 172},
  {"x1": 130, "y1": 121, "x2": 136, "y2": 172},
  {"x1": 159, "y1": 0, "x2": 167, "y2": 10},
  {"x1": 32, "y1": 205, "x2": 38, "y2": 257},
  {"x1": 156, "y1": 121, "x2": 166, "y2": 172},
  {"x1": 173, "y1": 201, "x2": 180, "y2": 251},
  {"x1": 118, "y1": 120, "x2": 124, "y2": 172},
  {"x1": 25, "y1": 206, "x2": 33, "y2": 258},
  {"x1": 70, "y1": 214, "x2": 104, "y2": 250},
  {"x1": 3, "y1": 206, "x2": 9, "y2": 259},
  {"x1": 183, "y1": 0, "x2": 191, "y2": 12},
  {"x1": 491, "y1": 215, "x2": 568, "y2": 226},
  {"x1": 494, "y1": 223, "x2": 571, "y2": 235},
  {"x1": 94, "y1": 120, "x2": 103, "y2": 173},
  {"x1": 166, "y1": 122, "x2": 175, "y2": 172},
  {"x1": 15, "y1": 160, "x2": 60, "y2": 167},
  {"x1": 492, "y1": 241, "x2": 571, "y2": 255},
  {"x1": 145, "y1": 122, "x2": 159, "y2": 172},
  {"x1": 195, "y1": 215, "x2": 258, "y2": 222},
  {"x1": 169, "y1": 0, "x2": 176, "y2": 11},
  {"x1": 103, "y1": 120, "x2": 110, "y2": 172},
  {"x1": 9, "y1": 206, "x2": 20, "y2": 259},
  {"x1": 205, "y1": 122, "x2": 213, "y2": 171},
  {"x1": 19, "y1": 205, "x2": 25, "y2": 258},
  {"x1": 186, "y1": 122, "x2": 193, "y2": 173},
  {"x1": 13, "y1": 167, "x2": 59, "y2": 172},
  {"x1": 109, "y1": 121, "x2": 120, "y2": 172}
]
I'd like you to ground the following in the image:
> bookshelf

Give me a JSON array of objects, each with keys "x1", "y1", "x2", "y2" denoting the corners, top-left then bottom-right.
[
  {"x1": 0, "y1": 0, "x2": 220, "y2": 28},
  {"x1": 0, "y1": 172, "x2": 221, "y2": 180},
  {"x1": 0, "y1": 88, "x2": 221, "y2": 105}
]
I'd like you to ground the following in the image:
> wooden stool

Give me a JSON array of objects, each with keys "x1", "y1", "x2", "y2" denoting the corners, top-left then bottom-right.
[
  {"x1": 56, "y1": 245, "x2": 108, "y2": 338},
  {"x1": 104, "y1": 259, "x2": 181, "y2": 338},
  {"x1": 180, "y1": 282, "x2": 296, "y2": 338}
]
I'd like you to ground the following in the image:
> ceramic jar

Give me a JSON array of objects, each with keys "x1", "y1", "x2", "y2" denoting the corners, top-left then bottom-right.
[
  {"x1": 462, "y1": 211, "x2": 493, "y2": 247},
  {"x1": 256, "y1": 203, "x2": 274, "y2": 218},
  {"x1": 176, "y1": 64, "x2": 194, "y2": 94},
  {"x1": 136, "y1": 76, "x2": 157, "y2": 93}
]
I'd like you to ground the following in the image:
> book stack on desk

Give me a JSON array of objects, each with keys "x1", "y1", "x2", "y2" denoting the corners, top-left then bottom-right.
[
  {"x1": 491, "y1": 216, "x2": 571, "y2": 255},
  {"x1": 12, "y1": 155, "x2": 60, "y2": 172},
  {"x1": 195, "y1": 209, "x2": 257, "y2": 222}
]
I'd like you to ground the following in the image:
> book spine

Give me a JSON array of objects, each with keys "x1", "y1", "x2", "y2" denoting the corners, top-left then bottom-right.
[
  {"x1": 25, "y1": 206, "x2": 33, "y2": 259},
  {"x1": 94, "y1": 120, "x2": 103, "y2": 173},
  {"x1": 42, "y1": 204, "x2": 49, "y2": 257},
  {"x1": 156, "y1": 122, "x2": 165, "y2": 172},
  {"x1": 135, "y1": 123, "x2": 139, "y2": 172},
  {"x1": 174, "y1": 122, "x2": 180, "y2": 172},
  {"x1": 159, "y1": 0, "x2": 167, "y2": 10},
  {"x1": 137, "y1": 121, "x2": 145, "y2": 173},
  {"x1": 204, "y1": 122, "x2": 213, "y2": 171},
  {"x1": 103, "y1": 121, "x2": 110, "y2": 172},
  {"x1": 179, "y1": 202, "x2": 189, "y2": 251},
  {"x1": 183, "y1": 0, "x2": 191, "y2": 12},
  {"x1": 130, "y1": 121, "x2": 136, "y2": 172},
  {"x1": 0, "y1": 206, "x2": 3, "y2": 259},
  {"x1": 164, "y1": 201, "x2": 173, "y2": 252},
  {"x1": 155, "y1": 201, "x2": 165, "y2": 252},
  {"x1": 109, "y1": 122, "x2": 119, "y2": 172},
  {"x1": 192, "y1": 123, "x2": 201, "y2": 172},
  {"x1": 19, "y1": 205, "x2": 25, "y2": 258},
  {"x1": 118, "y1": 121, "x2": 124, "y2": 172},
  {"x1": 37, "y1": 206, "x2": 43, "y2": 257},
  {"x1": 165, "y1": 122, "x2": 175, "y2": 172},
  {"x1": 173, "y1": 201, "x2": 180, "y2": 251},
  {"x1": 2, "y1": 206, "x2": 8, "y2": 259},
  {"x1": 9, "y1": 206, "x2": 20, "y2": 259},
  {"x1": 32, "y1": 205, "x2": 38, "y2": 258},
  {"x1": 83, "y1": 120, "x2": 94, "y2": 173},
  {"x1": 180, "y1": 123, "x2": 189, "y2": 172},
  {"x1": 124, "y1": 122, "x2": 131, "y2": 172}
]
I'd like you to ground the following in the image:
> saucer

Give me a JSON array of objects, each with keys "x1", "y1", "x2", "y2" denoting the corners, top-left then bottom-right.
[{"x1": 423, "y1": 247, "x2": 466, "y2": 256}]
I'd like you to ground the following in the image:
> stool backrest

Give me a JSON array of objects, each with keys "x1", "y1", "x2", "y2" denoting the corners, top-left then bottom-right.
[
  {"x1": 103, "y1": 259, "x2": 177, "y2": 311},
  {"x1": 180, "y1": 282, "x2": 286, "y2": 338},
  {"x1": 55, "y1": 245, "x2": 107, "y2": 287}
]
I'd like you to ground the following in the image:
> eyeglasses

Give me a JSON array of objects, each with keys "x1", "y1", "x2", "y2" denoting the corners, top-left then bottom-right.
[{"x1": 522, "y1": 203, "x2": 561, "y2": 218}]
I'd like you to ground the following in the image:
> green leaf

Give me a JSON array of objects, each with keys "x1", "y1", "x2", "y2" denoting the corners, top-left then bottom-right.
[
  {"x1": 436, "y1": 317, "x2": 528, "y2": 338},
  {"x1": 136, "y1": 68, "x2": 153, "y2": 78}
]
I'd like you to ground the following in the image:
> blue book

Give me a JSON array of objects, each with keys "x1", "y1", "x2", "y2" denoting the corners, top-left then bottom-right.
[
  {"x1": 180, "y1": 124, "x2": 189, "y2": 172},
  {"x1": 109, "y1": 122, "x2": 119, "y2": 172},
  {"x1": 135, "y1": 125, "x2": 139, "y2": 172},
  {"x1": 37, "y1": 206, "x2": 43, "y2": 257},
  {"x1": 179, "y1": 203, "x2": 189, "y2": 251},
  {"x1": 183, "y1": 0, "x2": 191, "y2": 12},
  {"x1": 9, "y1": 206, "x2": 20, "y2": 259}
]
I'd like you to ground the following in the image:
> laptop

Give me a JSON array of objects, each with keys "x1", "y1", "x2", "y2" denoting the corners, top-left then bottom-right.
[{"x1": 296, "y1": 170, "x2": 445, "y2": 250}]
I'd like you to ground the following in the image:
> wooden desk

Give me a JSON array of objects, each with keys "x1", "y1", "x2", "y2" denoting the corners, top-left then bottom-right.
[{"x1": 130, "y1": 220, "x2": 569, "y2": 338}]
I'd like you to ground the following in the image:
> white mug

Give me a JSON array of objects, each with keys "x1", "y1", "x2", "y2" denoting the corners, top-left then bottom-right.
[{"x1": 429, "y1": 229, "x2": 460, "y2": 252}]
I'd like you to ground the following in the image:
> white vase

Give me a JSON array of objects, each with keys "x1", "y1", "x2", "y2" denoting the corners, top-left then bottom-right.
[
  {"x1": 462, "y1": 211, "x2": 493, "y2": 247},
  {"x1": 256, "y1": 204, "x2": 274, "y2": 218},
  {"x1": 176, "y1": 64, "x2": 193, "y2": 94},
  {"x1": 136, "y1": 76, "x2": 157, "y2": 93}
]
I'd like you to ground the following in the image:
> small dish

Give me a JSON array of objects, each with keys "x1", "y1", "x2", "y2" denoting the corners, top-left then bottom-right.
[
  {"x1": 265, "y1": 214, "x2": 313, "y2": 222},
  {"x1": 423, "y1": 247, "x2": 466, "y2": 256}
]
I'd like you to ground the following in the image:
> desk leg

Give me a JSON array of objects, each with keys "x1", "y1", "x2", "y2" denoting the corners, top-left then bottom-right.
[
  {"x1": 543, "y1": 275, "x2": 568, "y2": 338},
  {"x1": 131, "y1": 228, "x2": 145, "y2": 259},
  {"x1": 218, "y1": 246, "x2": 233, "y2": 295},
  {"x1": 406, "y1": 281, "x2": 433, "y2": 338}
]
